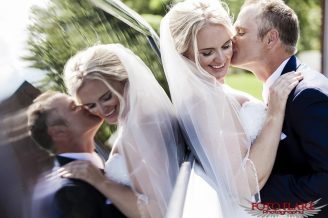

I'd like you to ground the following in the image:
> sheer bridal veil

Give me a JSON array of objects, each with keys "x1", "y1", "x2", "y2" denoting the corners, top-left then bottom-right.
[
  {"x1": 109, "y1": 44, "x2": 181, "y2": 217},
  {"x1": 160, "y1": 3, "x2": 258, "y2": 217}
]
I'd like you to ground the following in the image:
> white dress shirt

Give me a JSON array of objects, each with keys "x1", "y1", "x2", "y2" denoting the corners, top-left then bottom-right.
[{"x1": 262, "y1": 57, "x2": 291, "y2": 104}]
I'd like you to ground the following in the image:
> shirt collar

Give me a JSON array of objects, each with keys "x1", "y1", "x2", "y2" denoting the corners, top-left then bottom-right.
[
  {"x1": 262, "y1": 57, "x2": 290, "y2": 104},
  {"x1": 59, "y1": 152, "x2": 104, "y2": 169}
]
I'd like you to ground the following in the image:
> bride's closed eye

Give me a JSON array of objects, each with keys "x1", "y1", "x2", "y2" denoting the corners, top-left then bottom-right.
[
  {"x1": 83, "y1": 103, "x2": 95, "y2": 110},
  {"x1": 222, "y1": 40, "x2": 232, "y2": 49},
  {"x1": 201, "y1": 50, "x2": 214, "y2": 57},
  {"x1": 82, "y1": 91, "x2": 113, "y2": 110},
  {"x1": 101, "y1": 91, "x2": 112, "y2": 101}
]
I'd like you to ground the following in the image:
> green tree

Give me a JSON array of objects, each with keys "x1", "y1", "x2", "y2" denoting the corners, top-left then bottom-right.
[
  {"x1": 24, "y1": 0, "x2": 166, "y2": 144},
  {"x1": 121, "y1": 0, "x2": 175, "y2": 33},
  {"x1": 127, "y1": 0, "x2": 322, "y2": 52},
  {"x1": 225, "y1": 0, "x2": 321, "y2": 52},
  {"x1": 122, "y1": 0, "x2": 321, "y2": 72},
  {"x1": 23, "y1": 0, "x2": 322, "y2": 142},
  {"x1": 285, "y1": 0, "x2": 321, "y2": 51}
]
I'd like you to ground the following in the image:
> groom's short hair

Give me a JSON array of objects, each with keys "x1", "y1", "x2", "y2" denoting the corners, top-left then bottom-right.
[
  {"x1": 243, "y1": 0, "x2": 299, "y2": 55},
  {"x1": 27, "y1": 91, "x2": 66, "y2": 153}
]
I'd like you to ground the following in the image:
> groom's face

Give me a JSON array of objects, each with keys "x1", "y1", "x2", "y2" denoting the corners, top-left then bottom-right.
[
  {"x1": 49, "y1": 94, "x2": 103, "y2": 137},
  {"x1": 231, "y1": 5, "x2": 265, "y2": 70}
]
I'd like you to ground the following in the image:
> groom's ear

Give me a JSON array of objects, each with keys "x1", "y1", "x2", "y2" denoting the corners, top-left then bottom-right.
[{"x1": 265, "y1": 29, "x2": 279, "y2": 48}]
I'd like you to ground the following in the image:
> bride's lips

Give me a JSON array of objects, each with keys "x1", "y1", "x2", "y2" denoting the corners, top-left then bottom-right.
[
  {"x1": 105, "y1": 107, "x2": 116, "y2": 117},
  {"x1": 209, "y1": 63, "x2": 228, "y2": 73},
  {"x1": 104, "y1": 106, "x2": 119, "y2": 121},
  {"x1": 210, "y1": 63, "x2": 225, "y2": 70}
]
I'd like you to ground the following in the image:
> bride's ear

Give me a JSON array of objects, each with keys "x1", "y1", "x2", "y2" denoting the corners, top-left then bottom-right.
[{"x1": 184, "y1": 49, "x2": 195, "y2": 62}]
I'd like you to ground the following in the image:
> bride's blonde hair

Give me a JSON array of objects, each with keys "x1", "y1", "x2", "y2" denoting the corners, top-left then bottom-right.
[
  {"x1": 168, "y1": 0, "x2": 234, "y2": 70},
  {"x1": 64, "y1": 44, "x2": 129, "y2": 119}
]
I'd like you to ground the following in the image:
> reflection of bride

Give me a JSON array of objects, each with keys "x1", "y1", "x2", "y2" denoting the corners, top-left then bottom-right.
[
  {"x1": 160, "y1": 0, "x2": 301, "y2": 217},
  {"x1": 62, "y1": 44, "x2": 182, "y2": 217}
]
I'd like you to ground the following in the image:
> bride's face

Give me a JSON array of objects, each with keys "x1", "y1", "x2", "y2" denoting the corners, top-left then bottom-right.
[
  {"x1": 185, "y1": 24, "x2": 233, "y2": 83},
  {"x1": 77, "y1": 78, "x2": 124, "y2": 124}
]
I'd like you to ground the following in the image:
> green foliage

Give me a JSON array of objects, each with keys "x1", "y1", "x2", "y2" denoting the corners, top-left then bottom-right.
[
  {"x1": 23, "y1": 0, "x2": 166, "y2": 144},
  {"x1": 285, "y1": 0, "x2": 321, "y2": 51},
  {"x1": 24, "y1": 0, "x2": 166, "y2": 91},
  {"x1": 141, "y1": 14, "x2": 163, "y2": 33},
  {"x1": 94, "y1": 122, "x2": 118, "y2": 146},
  {"x1": 225, "y1": 0, "x2": 321, "y2": 52},
  {"x1": 121, "y1": 0, "x2": 322, "y2": 55},
  {"x1": 121, "y1": 0, "x2": 175, "y2": 34},
  {"x1": 122, "y1": 0, "x2": 173, "y2": 15},
  {"x1": 23, "y1": 0, "x2": 322, "y2": 142},
  {"x1": 226, "y1": 71, "x2": 263, "y2": 100}
]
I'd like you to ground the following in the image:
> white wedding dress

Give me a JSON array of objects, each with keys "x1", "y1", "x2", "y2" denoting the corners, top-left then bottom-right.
[
  {"x1": 183, "y1": 100, "x2": 267, "y2": 218},
  {"x1": 104, "y1": 153, "x2": 132, "y2": 187},
  {"x1": 239, "y1": 100, "x2": 267, "y2": 145},
  {"x1": 104, "y1": 100, "x2": 268, "y2": 217}
]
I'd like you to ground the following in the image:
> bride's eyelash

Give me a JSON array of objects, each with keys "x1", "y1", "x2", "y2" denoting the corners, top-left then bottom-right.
[
  {"x1": 103, "y1": 92, "x2": 112, "y2": 100},
  {"x1": 100, "y1": 91, "x2": 112, "y2": 101},
  {"x1": 84, "y1": 103, "x2": 95, "y2": 109},
  {"x1": 222, "y1": 40, "x2": 232, "y2": 49},
  {"x1": 201, "y1": 50, "x2": 213, "y2": 56}
]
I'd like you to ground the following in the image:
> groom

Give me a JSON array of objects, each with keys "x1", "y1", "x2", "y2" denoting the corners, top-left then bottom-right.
[
  {"x1": 232, "y1": 0, "x2": 328, "y2": 217},
  {"x1": 27, "y1": 91, "x2": 127, "y2": 218}
]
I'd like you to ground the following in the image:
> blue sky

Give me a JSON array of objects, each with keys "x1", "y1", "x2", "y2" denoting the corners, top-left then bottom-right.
[{"x1": 0, "y1": 0, "x2": 46, "y2": 101}]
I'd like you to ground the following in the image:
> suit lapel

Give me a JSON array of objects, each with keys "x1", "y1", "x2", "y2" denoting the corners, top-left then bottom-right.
[
  {"x1": 56, "y1": 156, "x2": 75, "y2": 166},
  {"x1": 280, "y1": 55, "x2": 302, "y2": 133},
  {"x1": 281, "y1": 55, "x2": 301, "y2": 75},
  {"x1": 280, "y1": 55, "x2": 298, "y2": 76},
  {"x1": 56, "y1": 155, "x2": 105, "y2": 174}
]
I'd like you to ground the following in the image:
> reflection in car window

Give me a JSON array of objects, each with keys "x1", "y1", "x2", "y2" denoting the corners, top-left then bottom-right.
[
  {"x1": 26, "y1": 0, "x2": 168, "y2": 95},
  {"x1": 26, "y1": 0, "x2": 168, "y2": 142}
]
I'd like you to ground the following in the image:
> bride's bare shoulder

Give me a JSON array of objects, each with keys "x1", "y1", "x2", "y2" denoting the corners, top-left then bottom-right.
[{"x1": 225, "y1": 85, "x2": 258, "y2": 105}]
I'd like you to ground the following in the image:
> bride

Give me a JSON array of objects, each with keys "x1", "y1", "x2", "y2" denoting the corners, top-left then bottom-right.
[
  {"x1": 61, "y1": 44, "x2": 182, "y2": 217},
  {"x1": 160, "y1": 0, "x2": 302, "y2": 217}
]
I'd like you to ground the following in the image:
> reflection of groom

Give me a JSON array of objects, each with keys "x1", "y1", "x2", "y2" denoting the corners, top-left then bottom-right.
[
  {"x1": 232, "y1": 0, "x2": 328, "y2": 217},
  {"x1": 27, "y1": 91, "x2": 126, "y2": 218}
]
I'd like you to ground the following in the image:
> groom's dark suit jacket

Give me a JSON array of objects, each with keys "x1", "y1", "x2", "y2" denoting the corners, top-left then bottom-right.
[
  {"x1": 260, "y1": 55, "x2": 328, "y2": 217},
  {"x1": 31, "y1": 156, "x2": 127, "y2": 218}
]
